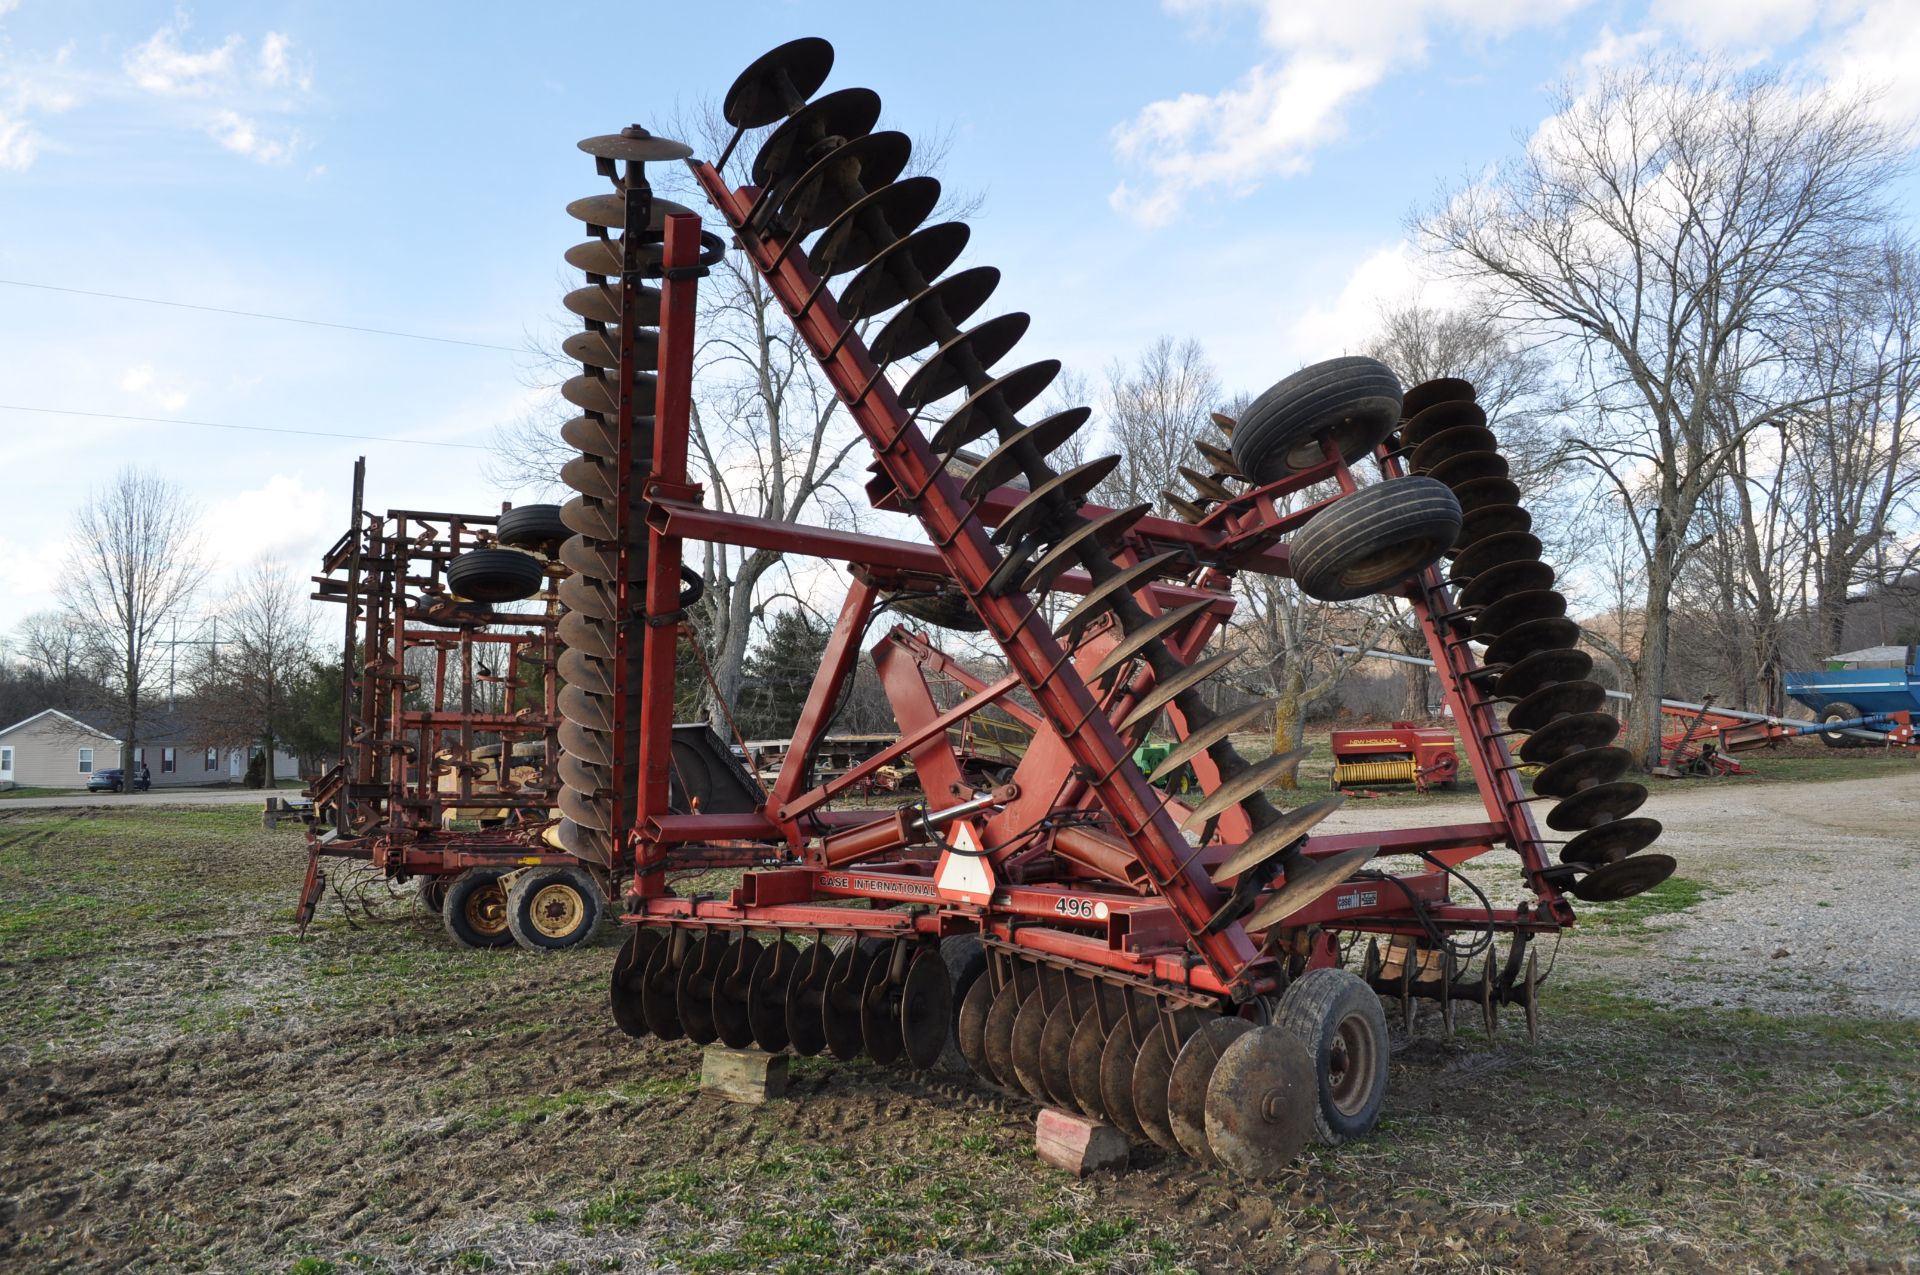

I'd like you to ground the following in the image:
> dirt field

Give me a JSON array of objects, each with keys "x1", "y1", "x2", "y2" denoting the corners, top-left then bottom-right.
[{"x1": 2, "y1": 767, "x2": 1916, "y2": 1274}]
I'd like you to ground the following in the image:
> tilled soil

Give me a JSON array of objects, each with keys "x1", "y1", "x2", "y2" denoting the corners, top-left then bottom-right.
[{"x1": 1, "y1": 793, "x2": 1916, "y2": 1274}]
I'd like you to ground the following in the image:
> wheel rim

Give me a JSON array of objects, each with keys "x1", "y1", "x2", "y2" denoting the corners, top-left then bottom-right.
[
  {"x1": 529, "y1": 883, "x2": 584, "y2": 938},
  {"x1": 466, "y1": 882, "x2": 509, "y2": 937},
  {"x1": 1341, "y1": 537, "x2": 1444, "y2": 591},
  {"x1": 1327, "y1": 1011, "x2": 1377, "y2": 1116}
]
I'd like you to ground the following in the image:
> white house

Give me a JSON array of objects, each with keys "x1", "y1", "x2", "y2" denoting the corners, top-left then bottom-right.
[{"x1": 0, "y1": 708, "x2": 300, "y2": 789}]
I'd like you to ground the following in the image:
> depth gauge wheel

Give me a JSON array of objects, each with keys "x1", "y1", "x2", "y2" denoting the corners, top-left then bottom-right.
[
  {"x1": 1286, "y1": 477, "x2": 1462, "y2": 602},
  {"x1": 890, "y1": 588, "x2": 987, "y2": 633},
  {"x1": 495, "y1": 503, "x2": 570, "y2": 552},
  {"x1": 1274, "y1": 967, "x2": 1389, "y2": 1144},
  {"x1": 442, "y1": 868, "x2": 514, "y2": 949},
  {"x1": 447, "y1": 548, "x2": 545, "y2": 604},
  {"x1": 1231, "y1": 356, "x2": 1404, "y2": 484},
  {"x1": 504, "y1": 866, "x2": 602, "y2": 951},
  {"x1": 419, "y1": 876, "x2": 450, "y2": 914}
]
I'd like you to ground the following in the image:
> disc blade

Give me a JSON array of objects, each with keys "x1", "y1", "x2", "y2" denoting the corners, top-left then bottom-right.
[
  {"x1": 1517, "y1": 713, "x2": 1621, "y2": 765},
  {"x1": 1456, "y1": 557, "x2": 1556, "y2": 611},
  {"x1": 961, "y1": 406, "x2": 1091, "y2": 500},
  {"x1": 930, "y1": 360, "x2": 1062, "y2": 454},
  {"x1": 1169, "y1": 1016, "x2": 1253, "y2": 1163},
  {"x1": 897, "y1": 312, "x2": 1030, "y2": 410},
  {"x1": 870, "y1": 266, "x2": 1001, "y2": 365},
  {"x1": 1181, "y1": 749, "x2": 1311, "y2": 833},
  {"x1": 1055, "y1": 551, "x2": 1185, "y2": 641},
  {"x1": 983, "y1": 974, "x2": 1025, "y2": 1089},
  {"x1": 674, "y1": 934, "x2": 722, "y2": 1045},
  {"x1": 992, "y1": 456, "x2": 1122, "y2": 548},
  {"x1": 1148, "y1": 703, "x2": 1270, "y2": 784},
  {"x1": 899, "y1": 946, "x2": 953, "y2": 1070},
  {"x1": 710, "y1": 936, "x2": 764, "y2": 1050},
  {"x1": 639, "y1": 936, "x2": 684, "y2": 1040},
  {"x1": 1067, "y1": 1005, "x2": 1112, "y2": 1119},
  {"x1": 1010, "y1": 990, "x2": 1053, "y2": 1101},
  {"x1": 808, "y1": 177, "x2": 943, "y2": 279},
  {"x1": 1116, "y1": 650, "x2": 1239, "y2": 734},
  {"x1": 1570, "y1": 852, "x2": 1676, "y2": 901},
  {"x1": 748, "y1": 937, "x2": 801, "y2": 1053},
  {"x1": 1203, "y1": 1026, "x2": 1316, "y2": 1178},
  {"x1": 565, "y1": 194, "x2": 695, "y2": 232},
  {"x1": 837, "y1": 222, "x2": 970, "y2": 324},
  {"x1": 1561, "y1": 816, "x2": 1663, "y2": 865},
  {"x1": 1038, "y1": 995, "x2": 1083, "y2": 1109},
  {"x1": 1243, "y1": 844, "x2": 1379, "y2": 931},
  {"x1": 752, "y1": 87, "x2": 882, "y2": 185},
  {"x1": 1089, "y1": 601, "x2": 1211, "y2": 682},
  {"x1": 611, "y1": 926, "x2": 662, "y2": 1040},
  {"x1": 1209, "y1": 793, "x2": 1345, "y2": 883},
  {"x1": 822, "y1": 939, "x2": 878, "y2": 1061},
  {"x1": 1098, "y1": 1021, "x2": 1148, "y2": 1143},
  {"x1": 1495, "y1": 648, "x2": 1593, "y2": 701},
  {"x1": 1544, "y1": 778, "x2": 1647, "y2": 828},
  {"x1": 1508, "y1": 680, "x2": 1608, "y2": 734},
  {"x1": 578, "y1": 130, "x2": 694, "y2": 163},
  {"x1": 859, "y1": 947, "x2": 906, "y2": 1066},
  {"x1": 1131, "y1": 1023, "x2": 1184, "y2": 1152},
  {"x1": 1020, "y1": 503, "x2": 1151, "y2": 596},
  {"x1": 723, "y1": 37, "x2": 835, "y2": 128},
  {"x1": 957, "y1": 970, "x2": 996, "y2": 1083},
  {"x1": 1534, "y1": 750, "x2": 1636, "y2": 801}
]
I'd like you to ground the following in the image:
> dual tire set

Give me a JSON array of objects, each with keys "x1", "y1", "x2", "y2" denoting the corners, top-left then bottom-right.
[{"x1": 430, "y1": 865, "x2": 603, "y2": 951}]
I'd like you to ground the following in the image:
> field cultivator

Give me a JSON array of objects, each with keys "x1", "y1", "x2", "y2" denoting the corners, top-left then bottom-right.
[
  {"x1": 557, "y1": 37, "x2": 1678, "y2": 1177},
  {"x1": 297, "y1": 462, "x2": 758, "y2": 950}
]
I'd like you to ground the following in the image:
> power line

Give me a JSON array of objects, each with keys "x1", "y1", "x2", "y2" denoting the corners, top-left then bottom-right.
[
  {"x1": 0, "y1": 404, "x2": 491, "y2": 451},
  {"x1": 0, "y1": 278, "x2": 523, "y2": 353}
]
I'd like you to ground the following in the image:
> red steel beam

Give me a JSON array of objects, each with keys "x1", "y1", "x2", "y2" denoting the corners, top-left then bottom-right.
[{"x1": 693, "y1": 164, "x2": 1268, "y2": 996}]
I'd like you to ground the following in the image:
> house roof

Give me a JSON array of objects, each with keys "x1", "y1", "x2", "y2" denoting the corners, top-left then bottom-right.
[{"x1": 0, "y1": 707, "x2": 121, "y2": 742}]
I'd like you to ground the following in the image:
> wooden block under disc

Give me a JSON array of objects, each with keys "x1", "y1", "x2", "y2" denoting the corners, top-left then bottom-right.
[{"x1": 700, "y1": 1047, "x2": 788, "y2": 1105}]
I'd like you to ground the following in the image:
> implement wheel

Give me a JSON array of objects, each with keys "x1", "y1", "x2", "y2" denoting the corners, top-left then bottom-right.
[
  {"x1": 1231, "y1": 356, "x2": 1403, "y2": 484},
  {"x1": 1819, "y1": 701, "x2": 1863, "y2": 749},
  {"x1": 442, "y1": 868, "x2": 513, "y2": 949},
  {"x1": 418, "y1": 876, "x2": 450, "y2": 914},
  {"x1": 1274, "y1": 968, "x2": 1389, "y2": 1144},
  {"x1": 1286, "y1": 478, "x2": 1462, "y2": 602},
  {"x1": 505, "y1": 866, "x2": 602, "y2": 951}
]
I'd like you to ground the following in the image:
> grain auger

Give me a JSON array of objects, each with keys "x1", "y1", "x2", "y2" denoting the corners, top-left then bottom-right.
[{"x1": 557, "y1": 36, "x2": 1678, "y2": 1178}]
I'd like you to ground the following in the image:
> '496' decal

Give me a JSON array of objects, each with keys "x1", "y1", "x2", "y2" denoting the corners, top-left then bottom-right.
[{"x1": 1053, "y1": 896, "x2": 1109, "y2": 920}]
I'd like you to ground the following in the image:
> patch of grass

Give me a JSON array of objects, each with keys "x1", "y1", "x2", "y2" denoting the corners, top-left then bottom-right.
[
  {"x1": 1574, "y1": 874, "x2": 1715, "y2": 934},
  {"x1": 0, "y1": 786, "x2": 70, "y2": 800}
]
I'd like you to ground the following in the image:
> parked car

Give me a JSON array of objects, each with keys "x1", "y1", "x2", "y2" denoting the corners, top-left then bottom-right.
[{"x1": 86, "y1": 767, "x2": 150, "y2": 793}]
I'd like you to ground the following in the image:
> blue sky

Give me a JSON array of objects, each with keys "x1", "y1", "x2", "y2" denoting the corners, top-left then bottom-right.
[{"x1": 0, "y1": 1, "x2": 1914, "y2": 638}]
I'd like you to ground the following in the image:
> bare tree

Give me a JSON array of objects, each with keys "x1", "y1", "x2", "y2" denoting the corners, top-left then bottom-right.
[
  {"x1": 1233, "y1": 574, "x2": 1393, "y2": 783},
  {"x1": 1787, "y1": 238, "x2": 1920, "y2": 653},
  {"x1": 59, "y1": 470, "x2": 208, "y2": 786},
  {"x1": 1095, "y1": 337, "x2": 1221, "y2": 517},
  {"x1": 12, "y1": 611, "x2": 93, "y2": 705},
  {"x1": 1419, "y1": 56, "x2": 1906, "y2": 766},
  {"x1": 195, "y1": 559, "x2": 319, "y2": 785}
]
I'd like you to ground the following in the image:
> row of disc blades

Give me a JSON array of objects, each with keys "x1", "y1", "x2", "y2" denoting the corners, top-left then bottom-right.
[
  {"x1": 1398, "y1": 378, "x2": 1674, "y2": 902},
  {"x1": 956, "y1": 953, "x2": 1317, "y2": 1176},
  {"x1": 612, "y1": 926, "x2": 954, "y2": 1070},
  {"x1": 549, "y1": 127, "x2": 696, "y2": 869},
  {"x1": 718, "y1": 37, "x2": 1369, "y2": 931}
]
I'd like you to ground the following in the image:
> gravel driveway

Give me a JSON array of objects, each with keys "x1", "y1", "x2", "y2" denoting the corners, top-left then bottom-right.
[{"x1": 1321, "y1": 771, "x2": 1920, "y2": 1019}]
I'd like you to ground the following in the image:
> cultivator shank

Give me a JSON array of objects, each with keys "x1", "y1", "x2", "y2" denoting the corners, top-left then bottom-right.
[{"x1": 567, "y1": 38, "x2": 1677, "y2": 1175}]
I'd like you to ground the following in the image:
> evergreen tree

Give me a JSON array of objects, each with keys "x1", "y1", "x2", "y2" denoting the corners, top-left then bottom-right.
[{"x1": 737, "y1": 610, "x2": 830, "y2": 740}]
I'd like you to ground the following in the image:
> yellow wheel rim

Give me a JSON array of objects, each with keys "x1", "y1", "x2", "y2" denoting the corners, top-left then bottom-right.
[
  {"x1": 466, "y1": 882, "x2": 510, "y2": 937},
  {"x1": 529, "y1": 882, "x2": 585, "y2": 939}
]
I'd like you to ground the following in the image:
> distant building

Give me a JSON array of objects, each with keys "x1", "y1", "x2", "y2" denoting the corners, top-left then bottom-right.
[{"x1": 0, "y1": 708, "x2": 299, "y2": 789}]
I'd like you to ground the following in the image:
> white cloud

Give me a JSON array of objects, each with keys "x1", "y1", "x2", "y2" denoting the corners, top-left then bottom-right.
[
  {"x1": 124, "y1": 23, "x2": 241, "y2": 96},
  {"x1": 1653, "y1": 0, "x2": 1823, "y2": 51},
  {"x1": 1811, "y1": 1, "x2": 1920, "y2": 128},
  {"x1": 1112, "y1": 0, "x2": 1595, "y2": 225},
  {"x1": 1288, "y1": 240, "x2": 1465, "y2": 353},
  {"x1": 207, "y1": 109, "x2": 296, "y2": 164},
  {"x1": 203, "y1": 475, "x2": 333, "y2": 573},
  {"x1": 119, "y1": 364, "x2": 191, "y2": 413},
  {"x1": 121, "y1": 19, "x2": 312, "y2": 163},
  {"x1": 0, "y1": 43, "x2": 82, "y2": 171}
]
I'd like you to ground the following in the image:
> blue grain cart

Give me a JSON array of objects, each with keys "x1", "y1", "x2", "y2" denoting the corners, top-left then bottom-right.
[{"x1": 1783, "y1": 645, "x2": 1920, "y2": 747}]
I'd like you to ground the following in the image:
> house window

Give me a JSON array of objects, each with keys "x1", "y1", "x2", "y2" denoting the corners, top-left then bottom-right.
[
  {"x1": 1, "y1": 747, "x2": 12, "y2": 771},
  {"x1": 79, "y1": 748, "x2": 94, "y2": 773},
  {"x1": 205, "y1": 748, "x2": 218, "y2": 771},
  {"x1": 133, "y1": 747, "x2": 144, "y2": 765},
  {"x1": 162, "y1": 748, "x2": 176, "y2": 774}
]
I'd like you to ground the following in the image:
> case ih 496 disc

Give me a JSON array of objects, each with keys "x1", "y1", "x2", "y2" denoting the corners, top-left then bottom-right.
[{"x1": 560, "y1": 38, "x2": 1677, "y2": 1177}]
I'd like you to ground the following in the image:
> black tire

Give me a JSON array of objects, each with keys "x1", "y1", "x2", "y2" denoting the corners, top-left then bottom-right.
[
  {"x1": 1274, "y1": 967, "x2": 1389, "y2": 1145},
  {"x1": 496, "y1": 504, "x2": 569, "y2": 551},
  {"x1": 419, "y1": 877, "x2": 450, "y2": 913},
  {"x1": 447, "y1": 548, "x2": 545, "y2": 604},
  {"x1": 1818, "y1": 701, "x2": 1864, "y2": 749},
  {"x1": 890, "y1": 588, "x2": 986, "y2": 633},
  {"x1": 1287, "y1": 477, "x2": 1461, "y2": 601},
  {"x1": 1232, "y1": 356, "x2": 1404, "y2": 484},
  {"x1": 442, "y1": 868, "x2": 514, "y2": 949},
  {"x1": 504, "y1": 866, "x2": 602, "y2": 951}
]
